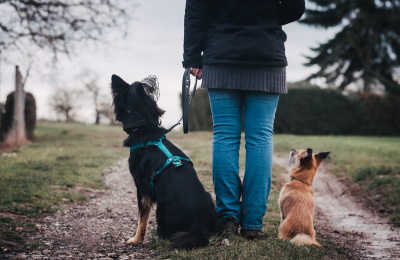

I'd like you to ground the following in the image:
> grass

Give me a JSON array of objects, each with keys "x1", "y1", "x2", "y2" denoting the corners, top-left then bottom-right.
[
  {"x1": 273, "y1": 135, "x2": 400, "y2": 224},
  {"x1": 150, "y1": 132, "x2": 356, "y2": 259},
  {"x1": 0, "y1": 122, "x2": 127, "y2": 248},
  {"x1": 1, "y1": 124, "x2": 398, "y2": 258}
]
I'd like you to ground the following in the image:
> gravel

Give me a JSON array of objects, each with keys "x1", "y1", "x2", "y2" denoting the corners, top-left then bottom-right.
[{"x1": 3, "y1": 159, "x2": 159, "y2": 260}]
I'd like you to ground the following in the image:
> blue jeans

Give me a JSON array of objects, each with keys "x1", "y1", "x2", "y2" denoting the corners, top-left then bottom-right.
[{"x1": 208, "y1": 89, "x2": 279, "y2": 230}]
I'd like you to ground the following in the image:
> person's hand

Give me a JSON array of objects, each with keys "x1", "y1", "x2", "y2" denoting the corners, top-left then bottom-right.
[{"x1": 190, "y1": 68, "x2": 203, "y2": 79}]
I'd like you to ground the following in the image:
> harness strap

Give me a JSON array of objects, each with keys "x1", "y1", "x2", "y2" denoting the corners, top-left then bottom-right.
[
  {"x1": 130, "y1": 135, "x2": 166, "y2": 151},
  {"x1": 130, "y1": 135, "x2": 191, "y2": 199}
]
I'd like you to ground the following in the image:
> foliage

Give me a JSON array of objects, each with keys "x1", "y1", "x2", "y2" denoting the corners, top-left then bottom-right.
[
  {"x1": 187, "y1": 89, "x2": 213, "y2": 132},
  {"x1": 275, "y1": 87, "x2": 400, "y2": 135},
  {"x1": 275, "y1": 87, "x2": 365, "y2": 135},
  {"x1": 301, "y1": 0, "x2": 400, "y2": 94},
  {"x1": 360, "y1": 94, "x2": 400, "y2": 135},
  {"x1": 188, "y1": 85, "x2": 400, "y2": 135},
  {"x1": 0, "y1": 0, "x2": 133, "y2": 57}
]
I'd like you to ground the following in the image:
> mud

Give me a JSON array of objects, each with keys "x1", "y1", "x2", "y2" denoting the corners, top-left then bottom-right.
[{"x1": 274, "y1": 155, "x2": 400, "y2": 260}]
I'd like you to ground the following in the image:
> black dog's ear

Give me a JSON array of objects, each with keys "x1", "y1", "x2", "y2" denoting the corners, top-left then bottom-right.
[
  {"x1": 315, "y1": 151, "x2": 331, "y2": 163},
  {"x1": 300, "y1": 148, "x2": 313, "y2": 167},
  {"x1": 111, "y1": 74, "x2": 130, "y2": 96}
]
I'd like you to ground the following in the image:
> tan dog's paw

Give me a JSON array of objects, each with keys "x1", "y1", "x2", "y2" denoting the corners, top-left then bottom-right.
[{"x1": 126, "y1": 236, "x2": 143, "y2": 244}]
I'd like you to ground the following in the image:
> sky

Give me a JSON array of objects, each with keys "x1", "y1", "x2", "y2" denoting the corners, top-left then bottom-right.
[{"x1": 0, "y1": 0, "x2": 335, "y2": 127}]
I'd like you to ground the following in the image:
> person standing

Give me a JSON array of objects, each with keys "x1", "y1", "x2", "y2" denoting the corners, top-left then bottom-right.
[{"x1": 183, "y1": 0, "x2": 305, "y2": 239}]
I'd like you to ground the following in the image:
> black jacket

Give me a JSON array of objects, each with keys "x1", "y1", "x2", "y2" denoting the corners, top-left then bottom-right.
[{"x1": 183, "y1": 0, "x2": 305, "y2": 69}]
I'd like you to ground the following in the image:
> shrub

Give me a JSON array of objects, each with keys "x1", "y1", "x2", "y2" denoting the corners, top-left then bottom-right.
[
  {"x1": 186, "y1": 86, "x2": 400, "y2": 136},
  {"x1": 187, "y1": 89, "x2": 213, "y2": 131},
  {"x1": 0, "y1": 91, "x2": 36, "y2": 141},
  {"x1": 275, "y1": 88, "x2": 365, "y2": 135}
]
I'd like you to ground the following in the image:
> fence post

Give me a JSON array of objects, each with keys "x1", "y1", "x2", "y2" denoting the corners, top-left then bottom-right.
[{"x1": 4, "y1": 66, "x2": 27, "y2": 145}]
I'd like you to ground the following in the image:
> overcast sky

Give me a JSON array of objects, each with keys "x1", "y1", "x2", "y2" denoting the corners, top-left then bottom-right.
[{"x1": 0, "y1": 0, "x2": 335, "y2": 127}]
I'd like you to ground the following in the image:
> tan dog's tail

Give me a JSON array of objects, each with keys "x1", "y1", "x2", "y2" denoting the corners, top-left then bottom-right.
[{"x1": 290, "y1": 234, "x2": 321, "y2": 247}]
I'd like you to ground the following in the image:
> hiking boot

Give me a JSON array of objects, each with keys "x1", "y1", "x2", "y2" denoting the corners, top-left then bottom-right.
[
  {"x1": 218, "y1": 218, "x2": 239, "y2": 237},
  {"x1": 241, "y1": 229, "x2": 263, "y2": 240}
]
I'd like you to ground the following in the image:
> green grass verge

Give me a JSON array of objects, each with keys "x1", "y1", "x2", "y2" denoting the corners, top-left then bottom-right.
[
  {"x1": 0, "y1": 122, "x2": 127, "y2": 248},
  {"x1": 273, "y1": 135, "x2": 400, "y2": 225},
  {"x1": 149, "y1": 132, "x2": 355, "y2": 259}
]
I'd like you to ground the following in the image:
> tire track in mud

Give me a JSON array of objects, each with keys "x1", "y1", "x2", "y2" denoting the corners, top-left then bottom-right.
[{"x1": 274, "y1": 155, "x2": 400, "y2": 259}]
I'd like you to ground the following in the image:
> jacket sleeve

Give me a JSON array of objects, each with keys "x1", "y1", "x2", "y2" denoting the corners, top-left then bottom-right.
[
  {"x1": 278, "y1": 0, "x2": 305, "y2": 26},
  {"x1": 183, "y1": 0, "x2": 209, "y2": 69}
]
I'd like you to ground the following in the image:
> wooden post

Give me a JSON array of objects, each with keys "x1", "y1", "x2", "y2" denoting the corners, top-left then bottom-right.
[{"x1": 4, "y1": 66, "x2": 27, "y2": 145}]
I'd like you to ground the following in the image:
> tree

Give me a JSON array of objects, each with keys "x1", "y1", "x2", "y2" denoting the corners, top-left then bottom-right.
[
  {"x1": 85, "y1": 80, "x2": 101, "y2": 124},
  {"x1": 301, "y1": 0, "x2": 400, "y2": 94},
  {"x1": 49, "y1": 88, "x2": 80, "y2": 122},
  {"x1": 0, "y1": 0, "x2": 132, "y2": 57},
  {"x1": 98, "y1": 100, "x2": 116, "y2": 125}
]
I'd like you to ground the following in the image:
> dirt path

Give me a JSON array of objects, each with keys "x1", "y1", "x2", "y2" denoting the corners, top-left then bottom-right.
[
  {"x1": 274, "y1": 155, "x2": 400, "y2": 259},
  {"x1": 3, "y1": 155, "x2": 399, "y2": 259},
  {"x1": 4, "y1": 159, "x2": 158, "y2": 260}
]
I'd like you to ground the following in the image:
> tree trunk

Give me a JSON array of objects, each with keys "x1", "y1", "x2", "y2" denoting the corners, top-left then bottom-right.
[
  {"x1": 4, "y1": 66, "x2": 28, "y2": 145},
  {"x1": 95, "y1": 110, "x2": 100, "y2": 125}
]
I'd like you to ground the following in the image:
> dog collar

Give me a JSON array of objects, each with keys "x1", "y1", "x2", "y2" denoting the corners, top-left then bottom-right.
[
  {"x1": 123, "y1": 119, "x2": 147, "y2": 134},
  {"x1": 290, "y1": 177, "x2": 310, "y2": 186}
]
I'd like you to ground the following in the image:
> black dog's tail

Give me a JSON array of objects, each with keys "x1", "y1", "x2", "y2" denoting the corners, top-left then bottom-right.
[{"x1": 170, "y1": 225, "x2": 210, "y2": 249}]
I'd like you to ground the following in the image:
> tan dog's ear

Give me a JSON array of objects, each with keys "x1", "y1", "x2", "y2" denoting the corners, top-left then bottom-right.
[{"x1": 315, "y1": 152, "x2": 331, "y2": 165}]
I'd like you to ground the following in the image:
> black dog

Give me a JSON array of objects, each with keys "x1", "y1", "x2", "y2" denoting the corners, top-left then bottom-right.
[{"x1": 111, "y1": 74, "x2": 217, "y2": 249}]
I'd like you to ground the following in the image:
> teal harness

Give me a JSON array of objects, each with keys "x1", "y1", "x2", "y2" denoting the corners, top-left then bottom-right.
[{"x1": 130, "y1": 135, "x2": 191, "y2": 199}]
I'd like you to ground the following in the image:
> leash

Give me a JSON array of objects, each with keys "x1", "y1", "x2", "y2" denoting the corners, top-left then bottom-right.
[
  {"x1": 121, "y1": 72, "x2": 197, "y2": 134},
  {"x1": 130, "y1": 135, "x2": 191, "y2": 199},
  {"x1": 166, "y1": 69, "x2": 198, "y2": 133}
]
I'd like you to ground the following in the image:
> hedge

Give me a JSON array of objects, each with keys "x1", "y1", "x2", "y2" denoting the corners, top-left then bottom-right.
[{"x1": 187, "y1": 88, "x2": 400, "y2": 136}]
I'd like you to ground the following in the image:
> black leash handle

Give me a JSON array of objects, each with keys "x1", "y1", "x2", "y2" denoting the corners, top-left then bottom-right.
[{"x1": 166, "y1": 69, "x2": 197, "y2": 133}]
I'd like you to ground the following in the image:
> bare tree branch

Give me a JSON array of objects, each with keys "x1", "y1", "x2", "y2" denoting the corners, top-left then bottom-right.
[
  {"x1": 0, "y1": 0, "x2": 135, "y2": 58},
  {"x1": 48, "y1": 88, "x2": 81, "y2": 122}
]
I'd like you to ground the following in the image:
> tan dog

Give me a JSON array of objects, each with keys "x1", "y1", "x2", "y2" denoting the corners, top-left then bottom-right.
[{"x1": 278, "y1": 148, "x2": 330, "y2": 247}]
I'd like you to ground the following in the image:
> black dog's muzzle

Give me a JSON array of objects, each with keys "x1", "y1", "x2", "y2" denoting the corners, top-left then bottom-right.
[{"x1": 123, "y1": 119, "x2": 147, "y2": 133}]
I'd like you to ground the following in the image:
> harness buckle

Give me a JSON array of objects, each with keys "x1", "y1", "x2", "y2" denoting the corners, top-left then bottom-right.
[
  {"x1": 171, "y1": 156, "x2": 183, "y2": 167},
  {"x1": 173, "y1": 159, "x2": 182, "y2": 166}
]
